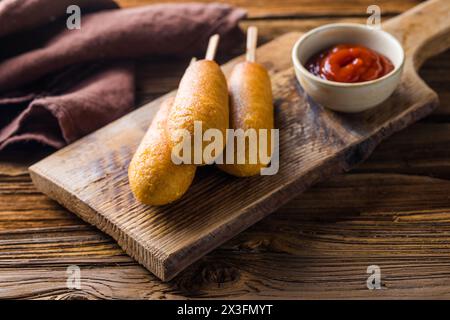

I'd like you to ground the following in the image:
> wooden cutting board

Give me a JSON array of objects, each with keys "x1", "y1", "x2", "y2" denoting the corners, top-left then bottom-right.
[{"x1": 30, "y1": 0, "x2": 450, "y2": 281}]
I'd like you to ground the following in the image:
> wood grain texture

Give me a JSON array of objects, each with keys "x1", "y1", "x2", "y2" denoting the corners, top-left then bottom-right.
[
  {"x1": 2, "y1": 0, "x2": 450, "y2": 299},
  {"x1": 4, "y1": 172, "x2": 450, "y2": 299},
  {"x1": 117, "y1": 0, "x2": 423, "y2": 18},
  {"x1": 28, "y1": 0, "x2": 450, "y2": 282}
]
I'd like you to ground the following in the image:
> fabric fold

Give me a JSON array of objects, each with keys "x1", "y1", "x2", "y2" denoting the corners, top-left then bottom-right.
[{"x1": 0, "y1": 0, "x2": 246, "y2": 152}]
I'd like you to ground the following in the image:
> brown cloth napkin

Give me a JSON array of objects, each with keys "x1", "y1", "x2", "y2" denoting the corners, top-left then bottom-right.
[{"x1": 0, "y1": 0, "x2": 246, "y2": 151}]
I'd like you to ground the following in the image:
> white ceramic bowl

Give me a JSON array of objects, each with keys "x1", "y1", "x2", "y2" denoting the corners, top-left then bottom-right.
[{"x1": 292, "y1": 23, "x2": 405, "y2": 113}]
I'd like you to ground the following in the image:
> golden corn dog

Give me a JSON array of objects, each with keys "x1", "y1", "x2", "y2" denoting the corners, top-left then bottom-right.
[
  {"x1": 128, "y1": 98, "x2": 196, "y2": 206},
  {"x1": 167, "y1": 59, "x2": 229, "y2": 165},
  {"x1": 218, "y1": 61, "x2": 274, "y2": 177}
]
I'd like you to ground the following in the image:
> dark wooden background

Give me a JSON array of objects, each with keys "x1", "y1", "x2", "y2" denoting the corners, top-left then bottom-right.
[{"x1": 1, "y1": 0, "x2": 450, "y2": 299}]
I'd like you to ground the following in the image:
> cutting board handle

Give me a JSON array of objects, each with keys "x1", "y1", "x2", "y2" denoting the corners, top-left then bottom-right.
[{"x1": 385, "y1": 0, "x2": 450, "y2": 69}]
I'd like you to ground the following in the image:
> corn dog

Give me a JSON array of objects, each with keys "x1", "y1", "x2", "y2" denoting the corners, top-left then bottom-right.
[
  {"x1": 218, "y1": 27, "x2": 274, "y2": 177},
  {"x1": 167, "y1": 35, "x2": 229, "y2": 165},
  {"x1": 128, "y1": 97, "x2": 196, "y2": 206}
]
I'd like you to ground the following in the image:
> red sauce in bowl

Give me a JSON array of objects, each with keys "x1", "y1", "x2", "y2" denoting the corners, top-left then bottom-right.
[{"x1": 305, "y1": 44, "x2": 394, "y2": 83}]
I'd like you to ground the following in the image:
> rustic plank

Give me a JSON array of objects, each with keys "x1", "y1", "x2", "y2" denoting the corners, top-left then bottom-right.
[
  {"x1": 2, "y1": 0, "x2": 450, "y2": 299},
  {"x1": 3, "y1": 173, "x2": 450, "y2": 299},
  {"x1": 117, "y1": 0, "x2": 424, "y2": 18},
  {"x1": 28, "y1": 0, "x2": 450, "y2": 281},
  {"x1": 135, "y1": 17, "x2": 450, "y2": 112},
  {"x1": 355, "y1": 123, "x2": 450, "y2": 178}
]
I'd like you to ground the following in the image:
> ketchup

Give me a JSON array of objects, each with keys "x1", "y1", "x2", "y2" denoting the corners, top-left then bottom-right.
[{"x1": 305, "y1": 44, "x2": 394, "y2": 83}]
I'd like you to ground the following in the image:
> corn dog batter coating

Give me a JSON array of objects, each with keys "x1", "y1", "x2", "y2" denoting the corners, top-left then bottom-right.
[
  {"x1": 167, "y1": 60, "x2": 229, "y2": 165},
  {"x1": 218, "y1": 61, "x2": 274, "y2": 177},
  {"x1": 128, "y1": 98, "x2": 196, "y2": 206}
]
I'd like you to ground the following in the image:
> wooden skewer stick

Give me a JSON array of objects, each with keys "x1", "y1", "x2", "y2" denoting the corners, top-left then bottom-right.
[
  {"x1": 246, "y1": 26, "x2": 258, "y2": 63},
  {"x1": 189, "y1": 57, "x2": 197, "y2": 66},
  {"x1": 205, "y1": 34, "x2": 220, "y2": 61}
]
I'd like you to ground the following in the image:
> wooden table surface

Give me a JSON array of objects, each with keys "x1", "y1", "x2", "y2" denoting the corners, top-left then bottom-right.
[{"x1": 1, "y1": 0, "x2": 450, "y2": 299}]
